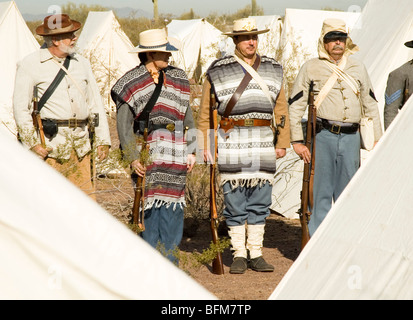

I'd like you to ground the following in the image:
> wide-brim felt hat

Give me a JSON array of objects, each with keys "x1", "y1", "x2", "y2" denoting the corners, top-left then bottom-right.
[
  {"x1": 405, "y1": 40, "x2": 413, "y2": 48},
  {"x1": 130, "y1": 28, "x2": 179, "y2": 53},
  {"x1": 36, "y1": 14, "x2": 81, "y2": 36},
  {"x1": 223, "y1": 18, "x2": 269, "y2": 37}
]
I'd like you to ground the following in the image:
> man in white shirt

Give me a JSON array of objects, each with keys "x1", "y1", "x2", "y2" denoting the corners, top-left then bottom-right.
[{"x1": 13, "y1": 14, "x2": 111, "y2": 197}]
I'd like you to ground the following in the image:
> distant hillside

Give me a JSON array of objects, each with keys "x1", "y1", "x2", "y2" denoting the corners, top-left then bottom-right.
[{"x1": 22, "y1": 7, "x2": 151, "y2": 21}]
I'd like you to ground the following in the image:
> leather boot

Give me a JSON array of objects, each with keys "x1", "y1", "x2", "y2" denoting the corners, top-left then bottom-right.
[
  {"x1": 249, "y1": 256, "x2": 274, "y2": 272},
  {"x1": 228, "y1": 225, "x2": 248, "y2": 274},
  {"x1": 230, "y1": 257, "x2": 248, "y2": 274},
  {"x1": 246, "y1": 224, "x2": 274, "y2": 272}
]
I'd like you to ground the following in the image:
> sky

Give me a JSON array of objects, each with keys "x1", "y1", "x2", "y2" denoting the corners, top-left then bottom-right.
[{"x1": 13, "y1": 0, "x2": 368, "y2": 17}]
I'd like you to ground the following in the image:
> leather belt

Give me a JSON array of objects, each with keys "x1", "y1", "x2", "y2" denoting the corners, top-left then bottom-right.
[
  {"x1": 220, "y1": 118, "x2": 271, "y2": 132},
  {"x1": 318, "y1": 119, "x2": 359, "y2": 134},
  {"x1": 54, "y1": 119, "x2": 89, "y2": 128},
  {"x1": 149, "y1": 123, "x2": 180, "y2": 132}
]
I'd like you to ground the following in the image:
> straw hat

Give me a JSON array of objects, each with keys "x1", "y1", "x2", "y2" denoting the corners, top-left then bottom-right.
[
  {"x1": 223, "y1": 18, "x2": 269, "y2": 37},
  {"x1": 36, "y1": 14, "x2": 81, "y2": 36},
  {"x1": 130, "y1": 28, "x2": 179, "y2": 53}
]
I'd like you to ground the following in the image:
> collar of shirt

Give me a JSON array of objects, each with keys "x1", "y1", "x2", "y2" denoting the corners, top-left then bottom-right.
[{"x1": 39, "y1": 48, "x2": 76, "y2": 64}]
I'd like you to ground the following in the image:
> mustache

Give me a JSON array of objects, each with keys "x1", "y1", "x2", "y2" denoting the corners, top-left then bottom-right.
[{"x1": 333, "y1": 45, "x2": 344, "y2": 50}]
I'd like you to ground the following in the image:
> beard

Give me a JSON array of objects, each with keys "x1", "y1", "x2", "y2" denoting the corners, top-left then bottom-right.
[{"x1": 59, "y1": 42, "x2": 76, "y2": 55}]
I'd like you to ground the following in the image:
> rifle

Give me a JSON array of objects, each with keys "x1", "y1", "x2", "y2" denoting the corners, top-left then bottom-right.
[
  {"x1": 89, "y1": 113, "x2": 99, "y2": 189},
  {"x1": 209, "y1": 86, "x2": 224, "y2": 275},
  {"x1": 298, "y1": 80, "x2": 316, "y2": 250},
  {"x1": 32, "y1": 86, "x2": 46, "y2": 149},
  {"x1": 132, "y1": 128, "x2": 148, "y2": 231}
]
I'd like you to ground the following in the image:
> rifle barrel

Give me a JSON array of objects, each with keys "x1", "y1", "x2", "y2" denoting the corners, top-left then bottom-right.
[
  {"x1": 132, "y1": 128, "x2": 148, "y2": 231},
  {"x1": 209, "y1": 88, "x2": 224, "y2": 275},
  {"x1": 299, "y1": 81, "x2": 315, "y2": 250}
]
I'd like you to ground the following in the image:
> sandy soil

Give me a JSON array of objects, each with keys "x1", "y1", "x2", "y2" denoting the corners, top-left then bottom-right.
[{"x1": 97, "y1": 115, "x2": 303, "y2": 300}]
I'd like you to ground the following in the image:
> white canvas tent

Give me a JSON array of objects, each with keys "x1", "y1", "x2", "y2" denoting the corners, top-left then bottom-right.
[
  {"x1": 279, "y1": 8, "x2": 362, "y2": 80},
  {"x1": 350, "y1": 0, "x2": 413, "y2": 126},
  {"x1": 270, "y1": 93, "x2": 413, "y2": 300},
  {"x1": 251, "y1": 15, "x2": 283, "y2": 59},
  {"x1": 167, "y1": 19, "x2": 224, "y2": 81},
  {"x1": 0, "y1": 1, "x2": 39, "y2": 139},
  {"x1": 76, "y1": 11, "x2": 139, "y2": 113},
  {"x1": 271, "y1": 8, "x2": 362, "y2": 219},
  {"x1": 0, "y1": 127, "x2": 216, "y2": 300}
]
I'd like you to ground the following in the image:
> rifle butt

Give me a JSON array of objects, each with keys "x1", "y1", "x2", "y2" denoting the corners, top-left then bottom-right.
[
  {"x1": 300, "y1": 213, "x2": 310, "y2": 250},
  {"x1": 211, "y1": 221, "x2": 225, "y2": 275},
  {"x1": 132, "y1": 176, "x2": 144, "y2": 230}
]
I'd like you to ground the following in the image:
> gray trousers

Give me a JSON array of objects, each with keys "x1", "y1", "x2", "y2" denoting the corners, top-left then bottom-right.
[
  {"x1": 223, "y1": 182, "x2": 272, "y2": 227},
  {"x1": 308, "y1": 129, "x2": 360, "y2": 236}
]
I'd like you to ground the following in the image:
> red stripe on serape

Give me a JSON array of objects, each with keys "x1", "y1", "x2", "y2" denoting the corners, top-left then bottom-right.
[
  {"x1": 164, "y1": 77, "x2": 190, "y2": 94},
  {"x1": 151, "y1": 103, "x2": 186, "y2": 119},
  {"x1": 122, "y1": 76, "x2": 154, "y2": 104},
  {"x1": 146, "y1": 163, "x2": 187, "y2": 171},
  {"x1": 145, "y1": 188, "x2": 185, "y2": 198}
]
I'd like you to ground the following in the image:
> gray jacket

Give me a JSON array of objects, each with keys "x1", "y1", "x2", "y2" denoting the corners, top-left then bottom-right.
[{"x1": 383, "y1": 60, "x2": 413, "y2": 130}]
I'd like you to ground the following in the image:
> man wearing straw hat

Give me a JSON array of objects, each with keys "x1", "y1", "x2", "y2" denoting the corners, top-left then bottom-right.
[
  {"x1": 13, "y1": 14, "x2": 111, "y2": 198},
  {"x1": 198, "y1": 18, "x2": 291, "y2": 274},
  {"x1": 111, "y1": 28, "x2": 196, "y2": 264},
  {"x1": 383, "y1": 40, "x2": 413, "y2": 130},
  {"x1": 289, "y1": 19, "x2": 382, "y2": 236}
]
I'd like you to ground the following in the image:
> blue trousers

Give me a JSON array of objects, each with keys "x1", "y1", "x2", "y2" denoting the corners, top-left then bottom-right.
[
  {"x1": 223, "y1": 181, "x2": 272, "y2": 227},
  {"x1": 308, "y1": 129, "x2": 360, "y2": 236},
  {"x1": 141, "y1": 204, "x2": 184, "y2": 264}
]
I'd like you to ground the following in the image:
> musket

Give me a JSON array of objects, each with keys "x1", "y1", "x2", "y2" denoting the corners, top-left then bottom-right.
[
  {"x1": 298, "y1": 80, "x2": 316, "y2": 250},
  {"x1": 209, "y1": 85, "x2": 224, "y2": 275},
  {"x1": 89, "y1": 113, "x2": 99, "y2": 189},
  {"x1": 32, "y1": 86, "x2": 46, "y2": 149},
  {"x1": 132, "y1": 128, "x2": 148, "y2": 231}
]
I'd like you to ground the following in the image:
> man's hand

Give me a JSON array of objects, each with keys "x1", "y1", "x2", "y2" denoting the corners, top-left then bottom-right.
[
  {"x1": 187, "y1": 154, "x2": 196, "y2": 173},
  {"x1": 292, "y1": 143, "x2": 311, "y2": 164},
  {"x1": 131, "y1": 159, "x2": 146, "y2": 177},
  {"x1": 31, "y1": 144, "x2": 52, "y2": 160},
  {"x1": 97, "y1": 145, "x2": 110, "y2": 161},
  {"x1": 203, "y1": 149, "x2": 216, "y2": 163},
  {"x1": 275, "y1": 148, "x2": 286, "y2": 159}
]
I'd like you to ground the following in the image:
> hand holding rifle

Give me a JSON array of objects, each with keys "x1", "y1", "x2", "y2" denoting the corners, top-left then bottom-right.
[
  {"x1": 31, "y1": 86, "x2": 51, "y2": 160},
  {"x1": 131, "y1": 128, "x2": 149, "y2": 231},
  {"x1": 296, "y1": 80, "x2": 316, "y2": 250}
]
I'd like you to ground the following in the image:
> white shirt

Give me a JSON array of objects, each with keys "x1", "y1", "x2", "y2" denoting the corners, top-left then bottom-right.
[{"x1": 13, "y1": 48, "x2": 111, "y2": 159}]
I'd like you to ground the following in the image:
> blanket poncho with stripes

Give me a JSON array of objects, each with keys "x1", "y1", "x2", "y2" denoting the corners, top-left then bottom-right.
[
  {"x1": 207, "y1": 55, "x2": 283, "y2": 188},
  {"x1": 111, "y1": 64, "x2": 190, "y2": 210}
]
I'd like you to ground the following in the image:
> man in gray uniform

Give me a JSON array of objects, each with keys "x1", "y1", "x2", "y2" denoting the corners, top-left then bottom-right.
[
  {"x1": 289, "y1": 19, "x2": 382, "y2": 236},
  {"x1": 383, "y1": 40, "x2": 413, "y2": 130}
]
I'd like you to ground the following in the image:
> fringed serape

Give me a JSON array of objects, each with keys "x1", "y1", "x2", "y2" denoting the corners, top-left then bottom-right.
[
  {"x1": 111, "y1": 65, "x2": 190, "y2": 210},
  {"x1": 207, "y1": 55, "x2": 283, "y2": 188}
]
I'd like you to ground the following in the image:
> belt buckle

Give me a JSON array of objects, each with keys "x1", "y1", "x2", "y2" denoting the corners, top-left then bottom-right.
[
  {"x1": 330, "y1": 124, "x2": 341, "y2": 134},
  {"x1": 166, "y1": 123, "x2": 175, "y2": 132},
  {"x1": 244, "y1": 119, "x2": 254, "y2": 127},
  {"x1": 68, "y1": 118, "x2": 77, "y2": 128}
]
